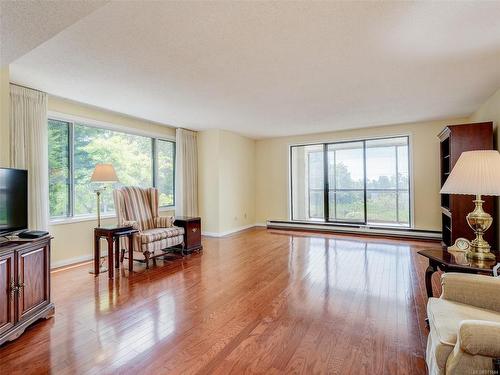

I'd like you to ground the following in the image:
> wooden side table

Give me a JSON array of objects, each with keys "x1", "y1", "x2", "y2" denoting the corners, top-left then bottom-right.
[
  {"x1": 174, "y1": 216, "x2": 203, "y2": 253},
  {"x1": 418, "y1": 248, "x2": 500, "y2": 297},
  {"x1": 93, "y1": 226, "x2": 138, "y2": 279}
]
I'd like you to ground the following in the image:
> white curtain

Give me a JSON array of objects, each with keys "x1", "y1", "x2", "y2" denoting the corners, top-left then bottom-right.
[
  {"x1": 175, "y1": 128, "x2": 198, "y2": 217},
  {"x1": 10, "y1": 84, "x2": 48, "y2": 230}
]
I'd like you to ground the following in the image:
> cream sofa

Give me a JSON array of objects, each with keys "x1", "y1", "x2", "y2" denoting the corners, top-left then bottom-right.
[{"x1": 426, "y1": 272, "x2": 500, "y2": 375}]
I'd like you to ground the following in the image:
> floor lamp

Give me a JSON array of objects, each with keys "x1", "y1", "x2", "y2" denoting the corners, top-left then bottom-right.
[
  {"x1": 90, "y1": 163, "x2": 119, "y2": 227},
  {"x1": 89, "y1": 163, "x2": 119, "y2": 274}
]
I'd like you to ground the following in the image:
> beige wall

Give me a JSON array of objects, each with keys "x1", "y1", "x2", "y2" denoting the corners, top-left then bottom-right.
[
  {"x1": 255, "y1": 118, "x2": 468, "y2": 231},
  {"x1": 469, "y1": 87, "x2": 500, "y2": 148},
  {"x1": 47, "y1": 96, "x2": 176, "y2": 267},
  {"x1": 197, "y1": 129, "x2": 256, "y2": 234},
  {"x1": 0, "y1": 67, "x2": 10, "y2": 167},
  {"x1": 219, "y1": 130, "x2": 255, "y2": 232},
  {"x1": 197, "y1": 129, "x2": 220, "y2": 233}
]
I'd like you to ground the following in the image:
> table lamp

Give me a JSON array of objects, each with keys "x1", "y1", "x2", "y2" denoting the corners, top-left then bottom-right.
[
  {"x1": 440, "y1": 150, "x2": 500, "y2": 260},
  {"x1": 90, "y1": 163, "x2": 119, "y2": 227}
]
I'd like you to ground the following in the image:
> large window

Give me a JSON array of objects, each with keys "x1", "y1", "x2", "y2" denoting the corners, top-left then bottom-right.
[
  {"x1": 291, "y1": 136, "x2": 410, "y2": 227},
  {"x1": 48, "y1": 118, "x2": 175, "y2": 219}
]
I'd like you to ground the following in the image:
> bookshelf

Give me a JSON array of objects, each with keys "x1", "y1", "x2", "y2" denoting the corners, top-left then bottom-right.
[{"x1": 438, "y1": 122, "x2": 497, "y2": 249}]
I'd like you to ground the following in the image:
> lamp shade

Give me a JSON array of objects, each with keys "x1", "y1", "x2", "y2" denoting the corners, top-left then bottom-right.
[
  {"x1": 440, "y1": 150, "x2": 500, "y2": 196},
  {"x1": 90, "y1": 163, "x2": 119, "y2": 183}
]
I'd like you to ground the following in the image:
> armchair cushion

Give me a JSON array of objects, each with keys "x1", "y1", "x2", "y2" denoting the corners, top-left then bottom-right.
[
  {"x1": 428, "y1": 297, "x2": 500, "y2": 347},
  {"x1": 441, "y1": 273, "x2": 500, "y2": 313},
  {"x1": 155, "y1": 216, "x2": 174, "y2": 228},
  {"x1": 140, "y1": 227, "x2": 185, "y2": 244},
  {"x1": 458, "y1": 320, "x2": 500, "y2": 358},
  {"x1": 427, "y1": 297, "x2": 500, "y2": 371}
]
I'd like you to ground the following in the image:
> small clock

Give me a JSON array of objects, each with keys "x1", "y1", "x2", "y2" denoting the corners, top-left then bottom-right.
[{"x1": 448, "y1": 237, "x2": 471, "y2": 252}]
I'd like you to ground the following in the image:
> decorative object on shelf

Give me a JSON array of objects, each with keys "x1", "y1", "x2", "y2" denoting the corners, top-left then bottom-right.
[
  {"x1": 441, "y1": 150, "x2": 500, "y2": 260},
  {"x1": 494, "y1": 263, "x2": 500, "y2": 277},
  {"x1": 90, "y1": 163, "x2": 119, "y2": 227},
  {"x1": 447, "y1": 237, "x2": 471, "y2": 252}
]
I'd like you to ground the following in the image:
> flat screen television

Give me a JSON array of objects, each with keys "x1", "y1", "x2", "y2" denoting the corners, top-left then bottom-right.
[{"x1": 0, "y1": 168, "x2": 28, "y2": 236}]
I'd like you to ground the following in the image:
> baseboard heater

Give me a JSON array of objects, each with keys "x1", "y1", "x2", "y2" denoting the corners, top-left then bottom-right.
[{"x1": 266, "y1": 220, "x2": 442, "y2": 240}]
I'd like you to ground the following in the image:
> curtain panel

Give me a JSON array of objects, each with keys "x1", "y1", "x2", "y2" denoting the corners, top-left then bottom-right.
[
  {"x1": 10, "y1": 84, "x2": 49, "y2": 231},
  {"x1": 175, "y1": 128, "x2": 198, "y2": 217}
]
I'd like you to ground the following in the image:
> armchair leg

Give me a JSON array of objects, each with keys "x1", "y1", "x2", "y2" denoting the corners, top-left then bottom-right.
[
  {"x1": 144, "y1": 251, "x2": 151, "y2": 269},
  {"x1": 120, "y1": 249, "x2": 125, "y2": 263}
]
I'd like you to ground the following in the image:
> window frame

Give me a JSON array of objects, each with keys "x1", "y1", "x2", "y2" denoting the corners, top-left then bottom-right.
[
  {"x1": 289, "y1": 135, "x2": 412, "y2": 228},
  {"x1": 48, "y1": 112, "x2": 176, "y2": 223}
]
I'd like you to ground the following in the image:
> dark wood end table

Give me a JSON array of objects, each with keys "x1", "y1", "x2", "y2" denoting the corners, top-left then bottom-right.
[
  {"x1": 174, "y1": 216, "x2": 203, "y2": 253},
  {"x1": 93, "y1": 226, "x2": 139, "y2": 278},
  {"x1": 418, "y1": 248, "x2": 500, "y2": 297}
]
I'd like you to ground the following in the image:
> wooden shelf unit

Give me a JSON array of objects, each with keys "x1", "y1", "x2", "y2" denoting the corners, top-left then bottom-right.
[{"x1": 438, "y1": 122, "x2": 497, "y2": 249}]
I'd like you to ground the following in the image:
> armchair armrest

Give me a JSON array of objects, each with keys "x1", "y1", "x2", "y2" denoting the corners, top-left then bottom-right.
[
  {"x1": 155, "y1": 216, "x2": 174, "y2": 228},
  {"x1": 122, "y1": 220, "x2": 140, "y2": 231},
  {"x1": 458, "y1": 320, "x2": 500, "y2": 358},
  {"x1": 441, "y1": 273, "x2": 500, "y2": 312}
]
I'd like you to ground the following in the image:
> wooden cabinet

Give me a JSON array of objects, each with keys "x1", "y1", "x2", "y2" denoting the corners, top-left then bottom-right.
[
  {"x1": 0, "y1": 237, "x2": 54, "y2": 346},
  {"x1": 0, "y1": 252, "x2": 15, "y2": 336},
  {"x1": 438, "y1": 122, "x2": 497, "y2": 249},
  {"x1": 174, "y1": 217, "x2": 203, "y2": 252}
]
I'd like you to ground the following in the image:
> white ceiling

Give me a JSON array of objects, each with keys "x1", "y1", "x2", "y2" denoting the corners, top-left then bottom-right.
[
  {"x1": 8, "y1": 1, "x2": 500, "y2": 139},
  {"x1": 0, "y1": 1, "x2": 107, "y2": 66}
]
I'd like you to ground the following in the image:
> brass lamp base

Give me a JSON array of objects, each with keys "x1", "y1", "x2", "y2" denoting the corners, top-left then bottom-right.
[{"x1": 466, "y1": 195, "x2": 496, "y2": 261}]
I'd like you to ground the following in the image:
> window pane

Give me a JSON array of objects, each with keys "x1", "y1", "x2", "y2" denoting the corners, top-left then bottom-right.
[
  {"x1": 335, "y1": 191, "x2": 364, "y2": 222},
  {"x1": 309, "y1": 190, "x2": 324, "y2": 219},
  {"x1": 157, "y1": 140, "x2": 175, "y2": 206},
  {"x1": 397, "y1": 145, "x2": 409, "y2": 188},
  {"x1": 328, "y1": 142, "x2": 364, "y2": 189},
  {"x1": 291, "y1": 144, "x2": 324, "y2": 221},
  {"x1": 366, "y1": 139, "x2": 397, "y2": 189},
  {"x1": 398, "y1": 191, "x2": 409, "y2": 224},
  {"x1": 327, "y1": 142, "x2": 364, "y2": 222},
  {"x1": 367, "y1": 191, "x2": 397, "y2": 224},
  {"x1": 73, "y1": 124, "x2": 153, "y2": 216},
  {"x1": 48, "y1": 119, "x2": 70, "y2": 217}
]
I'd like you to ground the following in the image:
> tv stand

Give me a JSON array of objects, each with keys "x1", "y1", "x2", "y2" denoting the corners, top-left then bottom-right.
[{"x1": 0, "y1": 236, "x2": 54, "y2": 346}]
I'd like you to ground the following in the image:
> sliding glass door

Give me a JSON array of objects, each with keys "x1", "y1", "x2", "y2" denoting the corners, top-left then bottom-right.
[{"x1": 290, "y1": 136, "x2": 410, "y2": 227}]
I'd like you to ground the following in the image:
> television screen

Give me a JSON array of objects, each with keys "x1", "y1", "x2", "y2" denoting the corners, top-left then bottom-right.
[{"x1": 0, "y1": 168, "x2": 28, "y2": 236}]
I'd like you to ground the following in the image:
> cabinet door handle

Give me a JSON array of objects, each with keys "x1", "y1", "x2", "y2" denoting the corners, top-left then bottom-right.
[{"x1": 10, "y1": 278, "x2": 18, "y2": 297}]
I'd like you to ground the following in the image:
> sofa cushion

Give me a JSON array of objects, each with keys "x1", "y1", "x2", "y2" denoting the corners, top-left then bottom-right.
[
  {"x1": 140, "y1": 226, "x2": 185, "y2": 244},
  {"x1": 427, "y1": 297, "x2": 500, "y2": 370}
]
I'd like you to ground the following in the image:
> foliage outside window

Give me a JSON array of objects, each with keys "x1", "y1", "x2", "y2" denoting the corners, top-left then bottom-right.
[
  {"x1": 291, "y1": 136, "x2": 410, "y2": 227},
  {"x1": 48, "y1": 118, "x2": 175, "y2": 219}
]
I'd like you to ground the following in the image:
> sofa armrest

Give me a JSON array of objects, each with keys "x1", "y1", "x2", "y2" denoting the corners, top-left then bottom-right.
[
  {"x1": 458, "y1": 320, "x2": 500, "y2": 358},
  {"x1": 155, "y1": 216, "x2": 174, "y2": 228},
  {"x1": 441, "y1": 273, "x2": 500, "y2": 312}
]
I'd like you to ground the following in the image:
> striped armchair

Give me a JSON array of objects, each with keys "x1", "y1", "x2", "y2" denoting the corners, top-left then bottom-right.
[{"x1": 113, "y1": 186, "x2": 184, "y2": 268}]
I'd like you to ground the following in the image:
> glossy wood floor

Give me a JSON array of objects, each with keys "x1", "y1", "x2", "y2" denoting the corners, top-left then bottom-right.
[{"x1": 0, "y1": 228, "x2": 441, "y2": 375}]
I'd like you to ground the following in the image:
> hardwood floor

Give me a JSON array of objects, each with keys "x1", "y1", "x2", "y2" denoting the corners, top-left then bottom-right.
[{"x1": 0, "y1": 228, "x2": 441, "y2": 374}]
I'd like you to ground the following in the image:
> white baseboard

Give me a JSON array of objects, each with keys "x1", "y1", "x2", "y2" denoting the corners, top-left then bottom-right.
[
  {"x1": 266, "y1": 220, "x2": 441, "y2": 240},
  {"x1": 202, "y1": 223, "x2": 259, "y2": 238}
]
